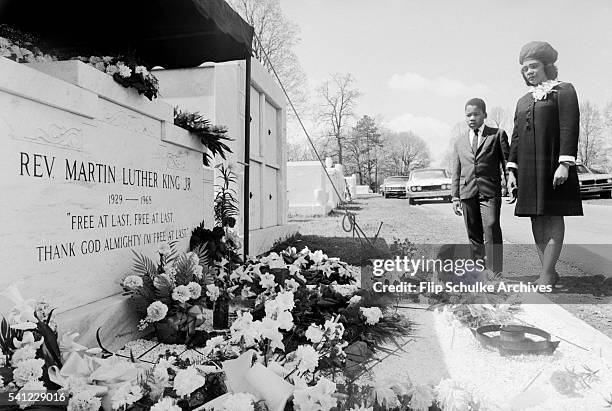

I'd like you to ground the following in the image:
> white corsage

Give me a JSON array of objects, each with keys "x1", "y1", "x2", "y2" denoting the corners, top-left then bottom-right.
[{"x1": 529, "y1": 79, "x2": 561, "y2": 101}]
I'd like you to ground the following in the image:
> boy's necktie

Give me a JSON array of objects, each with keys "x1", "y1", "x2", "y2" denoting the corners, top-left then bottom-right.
[{"x1": 472, "y1": 129, "x2": 479, "y2": 153}]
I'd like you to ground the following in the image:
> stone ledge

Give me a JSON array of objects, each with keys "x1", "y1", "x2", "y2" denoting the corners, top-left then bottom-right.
[
  {"x1": 25, "y1": 60, "x2": 173, "y2": 122},
  {"x1": 0, "y1": 57, "x2": 97, "y2": 118},
  {"x1": 55, "y1": 293, "x2": 144, "y2": 352},
  {"x1": 288, "y1": 204, "x2": 332, "y2": 217},
  {"x1": 250, "y1": 224, "x2": 299, "y2": 257},
  {"x1": 162, "y1": 122, "x2": 207, "y2": 153}
]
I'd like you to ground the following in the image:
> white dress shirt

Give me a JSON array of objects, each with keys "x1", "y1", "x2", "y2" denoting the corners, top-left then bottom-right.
[{"x1": 468, "y1": 124, "x2": 486, "y2": 150}]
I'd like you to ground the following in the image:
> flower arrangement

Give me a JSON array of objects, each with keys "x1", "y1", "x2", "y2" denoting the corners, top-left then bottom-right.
[
  {"x1": 173, "y1": 108, "x2": 233, "y2": 167},
  {"x1": 529, "y1": 79, "x2": 561, "y2": 101},
  {"x1": 228, "y1": 246, "x2": 358, "y2": 302},
  {"x1": 0, "y1": 25, "x2": 57, "y2": 64},
  {"x1": 0, "y1": 286, "x2": 68, "y2": 409},
  {"x1": 74, "y1": 56, "x2": 160, "y2": 101},
  {"x1": 0, "y1": 36, "x2": 56, "y2": 64},
  {"x1": 122, "y1": 242, "x2": 214, "y2": 344}
]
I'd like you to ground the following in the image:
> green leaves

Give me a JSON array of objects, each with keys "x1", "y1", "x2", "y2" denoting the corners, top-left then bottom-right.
[
  {"x1": 173, "y1": 108, "x2": 233, "y2": 166},
  {"x1": 153, "y1": 274, "x2": 174, "y2": 304},
  {"x1": 132, "y1": 251, "x2": 158, "y2": 277}
]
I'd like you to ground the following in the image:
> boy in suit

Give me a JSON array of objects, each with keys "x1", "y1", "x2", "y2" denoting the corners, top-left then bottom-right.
[{"x1": 451, "y1": 98, "x2": 509, "y2": 275}]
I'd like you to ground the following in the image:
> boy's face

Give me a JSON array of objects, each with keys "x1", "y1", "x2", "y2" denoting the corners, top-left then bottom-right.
[{"x1": 465, "y1": 105, "x2": 486, "y2": 130}]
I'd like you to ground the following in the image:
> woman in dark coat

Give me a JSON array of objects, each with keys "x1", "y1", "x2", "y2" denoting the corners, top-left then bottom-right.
[{"x1": 507, "y1": 41, "x2": 583, "y2": 286}]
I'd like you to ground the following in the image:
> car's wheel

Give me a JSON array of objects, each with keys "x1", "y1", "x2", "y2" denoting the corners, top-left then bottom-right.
[
  {"x1": 408, "y1": 198, "x2": 416, "y2": 205},
  {"x1": 601, "y1": 190, "x2": 612, "y2": 199}
]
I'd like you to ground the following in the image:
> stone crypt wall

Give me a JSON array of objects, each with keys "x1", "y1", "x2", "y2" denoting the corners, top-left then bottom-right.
[
  {"x1": 155, "y1": 59, "x2": 297, "y2": 257},
  {"x1": 287, "y1": 159, "x2": 348, "y2": 216},
  {"x1": 0, "y1": 58, "x2": 207, "y2": 349}
]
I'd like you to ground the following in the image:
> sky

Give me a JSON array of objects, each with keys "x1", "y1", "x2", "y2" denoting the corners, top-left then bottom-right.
[{"x1": 279, "y1": 0, "x2": 612, "y2": 165}]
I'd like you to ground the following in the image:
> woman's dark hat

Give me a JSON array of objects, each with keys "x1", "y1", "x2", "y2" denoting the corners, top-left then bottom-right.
[{"x1": 519, "y1": 41, "x2": 558, "y2": 65}]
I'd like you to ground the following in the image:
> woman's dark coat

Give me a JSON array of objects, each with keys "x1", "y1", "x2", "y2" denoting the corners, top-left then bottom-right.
[{"x1": 508, "y1": 82, "x2": 583, "y2": 216}]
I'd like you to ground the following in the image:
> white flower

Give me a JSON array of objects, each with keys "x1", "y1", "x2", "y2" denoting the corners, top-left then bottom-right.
[
  {"x1": 186, "y1": 282, "x2": 202, "y2": 299},
  {"x1": 193, "y1": 264, "x2": 203, "y2": 279},
  {"x1": 111, "y1": 383, "x2": 143, "y2": 410},
  {"x1": 105, "y1": 65, "x2": 118, "y2": 75},
  {"x1": 348, "y1": 295, "x2": 362, "y2": 306},
  {"x1": 275, "y1": 290, "x2": 295, "y2": 312},
  {"x1": 158, "y1": 242, "x2": 171, "y2": 256},
  {"x1": 323, "y1": 318, "x2": 345, "y2": 340},
  {"x1": 146, "y1": 301, "x2": 168, "y2": 322},
  {"x1": 373, "y1": 384, "x2": 400, "y2": 408},
  {"x1": 150, "y1": 397, "x2": 181, "y2": 411},
  {"x1": 17, "y1": 379, "x2": 46, "y2": 408},
  {"x1": 529, "y1": 79, "x2": 561, "y2": 101},
  {"x1": 221, "y1": 392, "x2": 256, "y2": 411},
  {"x1": 260, "y1": 318, "x2": 285, "y2": 351},
  {"x1": 0, "y1": 374, "x2": 3, "y2": 386},
  {"x1": 201, "y1": 335, "x2": 226, "y2": 356},
  {"x1": 349, "y1": 406, "x2": 373, "y2": 411},
  {"x1": 434, "y1": 379, "x2": 472, "y2": 411},
  {"x1": 360, "y1": 307, "x2": 383, "y2": 325},
  {"x1": 94, "y1": 62, "x2": 106, "y2": 72},
  {"x1": 13, "y1": 331, "x2": 43, "y2": 350},
  {"x1": 332, "y1": 283, "x2": 359, "y2": 297},
  {"x1": 311, "y1": 250, "x2": 327, "y2": 264},
  {"x1": 172, "y1": 285, "x2": 191, "y2": 303},
  {"x1": 12, "y1": 358, "x2": 44, "y2": 386},
  {"x1": 294, "y1": 345, "x2": 319, "y2": 373},
  {"x1": 230, "y1": 312, "x2": 261, "y2": 347},
  {"x1": 305, "y1": 324, "x2": 324, "y2": 344},
  {"x1": 173, "y1": 366, "x2": 206, "y2": 397},
  {"x1": 135, "y1": 65, "x2": 149, "y2": 76},
  {"x1": 11, "y1": 346, "x2": 37, "y2": 365},
  {"x1": 0, "y1": 37, "x2": 10, "y2": 47},
  {"x1": 67, "y1": 390, "x2": 102, "y2": 411},
  {"x1": 276, "y1": 310, "x2": 294, "y2": 331},
  {"x1": 206, "y1": 284, "x2": 220, "y2": 302},
  {"x1": 117, "y1": 63, "x2": 132, "y2": 78},
  {"x1": 293, "y1": 377, "x2": 337, "y2": 411},
  {"x1": 285, "y1": 278, "x2": 300, "y2": 292},
  {"x1": 409, "y1": 384, "x2": 435, "y2": 411},
  {"x1": 259, "y1": 273, "x2": 276, "y2": 289},
  {"x1": 123, "y1": 275, "x2": 143, "y2": 289}
]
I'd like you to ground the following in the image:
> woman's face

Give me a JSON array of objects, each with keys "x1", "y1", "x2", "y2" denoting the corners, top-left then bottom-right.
[{"x1": 521, "y1": 59, "x2": 548, "y2": 85}]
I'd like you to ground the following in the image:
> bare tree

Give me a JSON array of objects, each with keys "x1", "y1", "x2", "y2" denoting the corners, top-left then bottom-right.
[
  {"x1": 227, "y1": 0, "x2": 308, "y2": 113},
  {"x1": 286, "y1": 141, "x2": 316, "y2": 161},
  {"x1": 316, "y1": 73, "x2": 360, "y2": 165},
  {"x1": 440, "y1": 121, "x2": 468, "y2": 172},
  {"x1": 381, "y1": 131, "x2": 431, "y2": 176},
  {"x1": 486, "y1": 106, "x2": 512, "y2": 130},
  {"x1": 578, "y1": 101, "x2": 608, "y2": 169},
  {"x1": 344, "y1": 115, "x2": 382, "y2": 186}
]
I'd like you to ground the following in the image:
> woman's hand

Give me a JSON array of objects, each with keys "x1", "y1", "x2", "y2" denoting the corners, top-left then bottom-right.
[
  {"x1": 507, "y1": 172, "x2": 517, "y2": 192},
  {"x1": 553, "y1": 163, "x2": 569, "y2": 188},
  {"x1": 506, "y1": 172, "x2": 518, "y2": 204}
]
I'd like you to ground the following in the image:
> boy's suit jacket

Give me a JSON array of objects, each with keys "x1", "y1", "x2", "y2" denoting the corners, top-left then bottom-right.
[{"x1": 451, "y1": 126, "x2": 510, "y2": 200}]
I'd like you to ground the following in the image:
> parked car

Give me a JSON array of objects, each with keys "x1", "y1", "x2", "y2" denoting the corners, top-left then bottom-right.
[
  {"x1": 381, "y1": 175, "x2": 411, "y2": 198},
  {"x1": 406, "y1": 168, "x2": 452, "y2": 205},
  {"x1": 576, "y1": 163, "x2": 612, "y2": 198}
]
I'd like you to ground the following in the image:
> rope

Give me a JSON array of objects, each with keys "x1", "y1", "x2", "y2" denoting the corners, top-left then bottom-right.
[{"x1": 251, "y1": 32, "x2": 381, "y2": 249}]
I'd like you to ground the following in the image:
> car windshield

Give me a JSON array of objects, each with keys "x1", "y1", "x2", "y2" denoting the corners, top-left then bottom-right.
[
  {"x1": 386, "y1": 177, "x2": 410, "y2": 183},
  {"x1": 576, "y1": 165, "x2": 590, "y2": 174},
  {"x1": 411, "y1": 170, "x2": 447, "y2": 180}
]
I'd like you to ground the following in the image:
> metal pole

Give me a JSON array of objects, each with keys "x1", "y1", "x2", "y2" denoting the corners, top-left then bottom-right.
[{"x1": 243, "y1": 54, "x2": 251, "y2": 260}]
